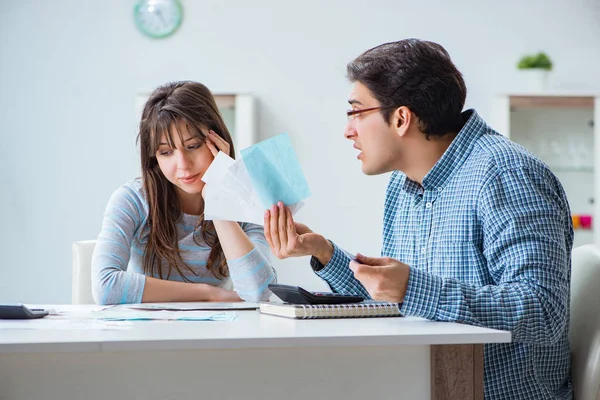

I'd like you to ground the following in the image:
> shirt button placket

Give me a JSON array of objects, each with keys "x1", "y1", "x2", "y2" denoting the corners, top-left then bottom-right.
[{"x1": 421, "y1": 196, "x2": 433, "y2": 269}]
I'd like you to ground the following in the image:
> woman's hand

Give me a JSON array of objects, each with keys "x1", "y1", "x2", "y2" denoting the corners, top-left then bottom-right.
[
  {"x1": 209, "y1": 286, "x2": 242, "y2": 302},
  {"x1": 202, "y1": 130, "x2": 231, "y2": 199},
  {"x1": 205, "y1": 130, "x2": 231, "y2": 157}
]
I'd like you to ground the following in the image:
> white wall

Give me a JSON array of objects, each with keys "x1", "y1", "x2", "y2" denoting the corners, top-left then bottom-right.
[{"x1": 1, "y1": 0, "x2": 600, "y2": 303}]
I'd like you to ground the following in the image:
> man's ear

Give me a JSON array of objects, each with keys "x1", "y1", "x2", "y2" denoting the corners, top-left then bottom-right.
[{"x1": 391, "y1": 106, "x2": 412, "y2": 137}]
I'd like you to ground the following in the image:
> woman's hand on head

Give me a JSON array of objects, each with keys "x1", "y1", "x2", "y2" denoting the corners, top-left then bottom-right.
[
  {"x1": 205, "y1": 130, "x2": 231, "y2": 157},
  {"x1": 202, "y1": 130, "x2": 230, "y2": 200}
]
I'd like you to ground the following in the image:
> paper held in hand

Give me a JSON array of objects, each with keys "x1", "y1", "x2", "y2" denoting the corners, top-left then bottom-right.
[{"x1": 202, "y1": 133, "x2": 311, "y2": 225}]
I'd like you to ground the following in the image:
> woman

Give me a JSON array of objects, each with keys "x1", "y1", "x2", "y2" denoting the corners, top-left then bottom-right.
[{"x1": 91, "y1": 81, "x2": 275, "y2": 305}]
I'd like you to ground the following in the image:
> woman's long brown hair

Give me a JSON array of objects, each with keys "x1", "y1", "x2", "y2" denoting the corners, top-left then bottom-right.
[{"x1": 137, "y1": 81, "x2": 235, "y2": 280}]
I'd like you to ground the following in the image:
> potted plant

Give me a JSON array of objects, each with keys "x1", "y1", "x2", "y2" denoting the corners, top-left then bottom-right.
[{"x1": 517, "y1": 52, "x2": 553, "y2": 92}]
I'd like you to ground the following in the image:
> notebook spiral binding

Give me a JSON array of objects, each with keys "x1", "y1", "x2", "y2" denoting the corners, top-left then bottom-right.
[{"x1": 301, "y1": 302, "x2": 399, "y2": 319}]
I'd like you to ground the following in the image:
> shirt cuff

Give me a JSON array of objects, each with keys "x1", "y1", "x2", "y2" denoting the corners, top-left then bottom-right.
[
  {"x1": 400, "y1": 266, "x2": 443, "y2": 320},
  {"x1": 311, "y1": 242, "x2": 350, "y2": 279},
  {"x1": 310, "y1": 255, "x2": 326, "y2": 271}
]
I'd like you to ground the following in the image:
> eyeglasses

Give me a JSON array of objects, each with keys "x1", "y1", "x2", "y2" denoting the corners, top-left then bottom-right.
[{"x1": 346, "y1": 106, "x2": 396, "y2": 121}]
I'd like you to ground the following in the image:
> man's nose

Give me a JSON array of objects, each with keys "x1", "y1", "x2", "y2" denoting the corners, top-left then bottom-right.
[{"x1": 344, "y1": 120, "x2": 357, "y2": 140}]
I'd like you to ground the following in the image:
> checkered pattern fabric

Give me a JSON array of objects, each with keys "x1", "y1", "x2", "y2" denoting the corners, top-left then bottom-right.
[{"x1": 311, "y1": 110, "x2": 573, "y2": 399}]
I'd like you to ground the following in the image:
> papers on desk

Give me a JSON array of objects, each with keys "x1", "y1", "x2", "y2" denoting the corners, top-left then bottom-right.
[
  {"x1": 124, "y1": 302, "x2": 259, "y2": 311},
  {"x1": 0, "y1": 319, "x2": 133, "y2": 330},
  {"x1": 0, "y1": 306, "x2": 133, "y2": 330},
  {"x1": 202, "y1": 133, "x2": 311, "y2": 225},
  {"x1": 91, "y1": 306, "x2": 238, "y2": 321}
]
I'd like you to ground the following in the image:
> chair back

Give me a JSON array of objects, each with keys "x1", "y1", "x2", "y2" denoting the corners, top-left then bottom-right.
[
  {"x1": 570, "y1": 244, "x2": 600, "y2": 400},
  {"x1": 72, "y1": 240, "x2": 97, "y2": 304}
]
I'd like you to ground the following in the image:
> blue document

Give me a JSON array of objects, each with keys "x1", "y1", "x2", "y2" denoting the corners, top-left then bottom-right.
[{"x1": 241, "y1": 133, "x2": 311, "y2": 208}]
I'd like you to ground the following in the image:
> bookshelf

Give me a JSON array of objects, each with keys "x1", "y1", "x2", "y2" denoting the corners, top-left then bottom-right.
[{"x1": 492, "y1": 92, "x2": 600, "y2": 247}]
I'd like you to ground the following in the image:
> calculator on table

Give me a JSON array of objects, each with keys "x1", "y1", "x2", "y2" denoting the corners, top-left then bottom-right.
[
  {"x1": 268, "y1": 284, "x2": 364, "y2": 305},
  {"x1": 0, "y1": 304, "x2": 49, "y2": 319}
]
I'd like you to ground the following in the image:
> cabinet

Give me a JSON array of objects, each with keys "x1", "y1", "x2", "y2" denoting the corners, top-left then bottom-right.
[{"x1": 492, "y1": 93, "x2": 600, "y2": 247}]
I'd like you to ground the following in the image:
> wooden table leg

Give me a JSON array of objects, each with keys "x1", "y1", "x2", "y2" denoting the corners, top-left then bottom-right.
[{"x1": 430, "y1": 344, "x2": 484, "y2": 400}]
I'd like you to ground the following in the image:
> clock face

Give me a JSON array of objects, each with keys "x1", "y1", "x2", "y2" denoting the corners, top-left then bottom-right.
[{"x1": 134, "y1": 0, "x2": 183, "y2": 39}]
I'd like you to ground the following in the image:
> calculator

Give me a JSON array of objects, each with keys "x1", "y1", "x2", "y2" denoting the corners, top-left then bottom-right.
[
  {"x1": 0, "y1": 304, "x2": 49, "y2": 319},
  {"x1": 268, "y1": 284, "x2": 364, "y2": 305}
]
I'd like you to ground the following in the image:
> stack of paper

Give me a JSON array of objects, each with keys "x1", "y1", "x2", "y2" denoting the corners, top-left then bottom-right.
[
  {"x1": 91, "y1": 306, "x2": 238, "y2": 322},
  {"x1": 124, "y1": 302, "x2": 259, "y2": 311},
  {"x1": 202, "y1": 133, "x2": 311, "y2": 225}
]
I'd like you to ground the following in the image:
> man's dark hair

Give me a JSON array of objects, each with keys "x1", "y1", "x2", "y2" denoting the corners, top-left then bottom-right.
[{"x1": 347, "y1": 38, "x2": 467, "y2": 139}]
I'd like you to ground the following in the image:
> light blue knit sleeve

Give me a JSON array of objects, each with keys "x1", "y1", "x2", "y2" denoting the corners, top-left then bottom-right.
[
  {"x1": 91, "y1": 183, "x2": 147, "y2": 305},
  {"x1": 226, "y1": 223, "x2": 277, "y2": 302}
]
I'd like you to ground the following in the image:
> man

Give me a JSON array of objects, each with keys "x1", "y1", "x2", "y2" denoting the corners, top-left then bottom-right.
[{"x1": 264, "y1": 39, "x2": 573, "y2": 400}]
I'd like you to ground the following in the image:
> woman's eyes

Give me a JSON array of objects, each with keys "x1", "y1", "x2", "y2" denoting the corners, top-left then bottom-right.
[
  {"x1": 157, "y1": 143, "x2": 203, "y2": 156},
  {"x1": 187, "y1": 143, "x2": 203, "y2": 150}
]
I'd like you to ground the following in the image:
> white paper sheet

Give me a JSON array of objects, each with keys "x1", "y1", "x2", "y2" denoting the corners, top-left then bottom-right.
[
  {"x1": 201, "y1": 151, "x2": 236, "y2": 186},
  {"x1": 124, "y1": 302, "x2": 259, "y2": 311},
  {"x1": 91, "y1": 306, "x2": 237, "y2": 321},
  {"x1": 202, "y1": 152, "x2": 303, "y2": 225},
  {"x1": 0, "y1": 319, "x2": 133, "y2": 330}
]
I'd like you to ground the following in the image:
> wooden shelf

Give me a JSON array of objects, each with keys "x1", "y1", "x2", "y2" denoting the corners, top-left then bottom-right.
[
  {"x1": 510, "y1": 96, "x2": 594, "y2": 109},
  {"x1": 214, "y1": 94, "x2": 236, "y2": 108}
]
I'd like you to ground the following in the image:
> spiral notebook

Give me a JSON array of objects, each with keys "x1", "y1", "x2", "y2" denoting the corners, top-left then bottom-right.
[{"x1": 259, "y1": 301, "x2": 402, "y2": 319}]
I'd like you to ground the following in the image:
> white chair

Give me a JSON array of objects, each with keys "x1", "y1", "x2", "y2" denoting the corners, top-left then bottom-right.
[
  {"x1": 570, "y1": 244, "x2": 600, "y2": 400},
  {"x1": 72, "y1": 240, "x2": 97, "y2": 305}
]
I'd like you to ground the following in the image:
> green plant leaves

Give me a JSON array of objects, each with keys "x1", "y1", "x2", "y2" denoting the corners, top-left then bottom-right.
[{"x1": 517, "y1": 52, "x2": 553, "y2": 70}]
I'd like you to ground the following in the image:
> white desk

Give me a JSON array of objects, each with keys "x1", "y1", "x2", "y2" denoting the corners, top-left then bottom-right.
[{"x1": 0, "y1": 305, "x2": 510, "y2": 400}]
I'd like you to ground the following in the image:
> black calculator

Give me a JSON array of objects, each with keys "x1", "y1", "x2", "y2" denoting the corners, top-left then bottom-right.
[
  {"x1": 0, "y1": 304, "x2": 49, "y2": 319},
  {"x1": 268, "y1": 284, "x2": 364, "y2": 305}
]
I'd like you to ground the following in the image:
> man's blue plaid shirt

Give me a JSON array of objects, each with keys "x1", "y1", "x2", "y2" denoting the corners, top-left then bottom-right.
[{"x1": 312, "y1": 110, "x2": 573, "y2": 399}]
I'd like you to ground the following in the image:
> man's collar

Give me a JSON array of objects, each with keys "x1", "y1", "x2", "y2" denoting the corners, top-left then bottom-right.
[{"x1": 399, "y1": 109, "x2": 487, "y2": 193}]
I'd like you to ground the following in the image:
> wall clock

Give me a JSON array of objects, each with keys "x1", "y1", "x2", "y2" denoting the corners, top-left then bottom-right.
[{"x1": 134, "y1": 0, "x2": 183, "y2": 39}]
